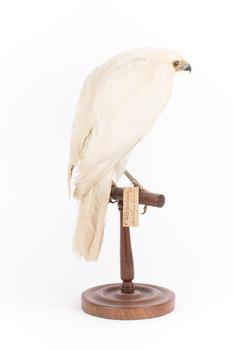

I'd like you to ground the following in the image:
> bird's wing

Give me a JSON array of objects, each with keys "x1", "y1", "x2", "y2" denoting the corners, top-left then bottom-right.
[
  {"x1": 67, "y1": 67, "x2": 103, "y2": 195},
  {"x1": 69, "y1": 57, "x2": 174, "y2": 197}
]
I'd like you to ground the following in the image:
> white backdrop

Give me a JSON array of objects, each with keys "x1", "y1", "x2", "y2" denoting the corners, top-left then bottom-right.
[{"x1": 1, "y1": 0, "x2": 233, "y2": 349}]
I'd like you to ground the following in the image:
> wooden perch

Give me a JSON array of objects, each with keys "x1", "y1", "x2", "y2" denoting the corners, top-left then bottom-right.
[{"x1": 110, "y1": 186, "x2": 165, "y2": 208}]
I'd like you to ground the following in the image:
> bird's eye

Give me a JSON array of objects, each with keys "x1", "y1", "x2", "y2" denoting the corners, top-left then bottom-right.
[{"x1": 174, "y1": 61, "x2": 179, "y2": 67}]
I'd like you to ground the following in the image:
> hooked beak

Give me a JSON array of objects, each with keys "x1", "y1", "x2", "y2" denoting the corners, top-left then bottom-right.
[{"x1": 183, "y1": 63, "x2": 191, "y2": 73}]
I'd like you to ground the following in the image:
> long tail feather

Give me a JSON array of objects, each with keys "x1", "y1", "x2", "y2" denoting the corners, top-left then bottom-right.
[{"x1": 72, "y1": 171, "x2": 113, "y2": 261}]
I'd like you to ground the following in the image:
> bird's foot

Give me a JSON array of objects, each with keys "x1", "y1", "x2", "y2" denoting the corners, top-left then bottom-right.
[
  {"x1": 124, "y1": 170, "x2": 149, "y2": 214},
  {"x1": 124, "y1": 170, "x2": 144, "y2": 190}
]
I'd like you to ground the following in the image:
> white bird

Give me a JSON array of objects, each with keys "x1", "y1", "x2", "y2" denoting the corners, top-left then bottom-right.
[{"x1": 68, "y1": 48, "x2": 191, "y2": 261}]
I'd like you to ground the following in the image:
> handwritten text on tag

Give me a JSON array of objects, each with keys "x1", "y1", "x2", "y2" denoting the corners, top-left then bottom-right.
[{"x1": 123, "y1": 187, "x2": 139, "y2": 227}]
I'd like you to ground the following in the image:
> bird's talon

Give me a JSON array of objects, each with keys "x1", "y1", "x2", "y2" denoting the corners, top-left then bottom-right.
[
  {"x1": 109, "y1": 198, "x2": 117, "y2": 204},
  {"x1": 141, "y1": 205, "x2": 148, "y2": 215}
]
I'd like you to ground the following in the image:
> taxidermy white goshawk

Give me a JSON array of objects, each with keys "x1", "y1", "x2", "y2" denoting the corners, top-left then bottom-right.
[{"x1": 68, "y1": 48, "x2": 191, "y2": 261}]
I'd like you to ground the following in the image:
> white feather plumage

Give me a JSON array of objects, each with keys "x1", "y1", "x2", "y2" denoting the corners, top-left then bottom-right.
[{"x1": 68, "y1": 48, "x2": 188, "y2": 261}]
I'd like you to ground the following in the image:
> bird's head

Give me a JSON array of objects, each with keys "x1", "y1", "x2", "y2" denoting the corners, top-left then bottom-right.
[
  {"x1": 172, "y1": 59, "x2": 191, "y2": 73},
  {"x1": 151, "y1": 49, "x2": 191, "y2": 73},
  {"x1": 167, "y1": 50, "x2": 191, "y2": 73}
]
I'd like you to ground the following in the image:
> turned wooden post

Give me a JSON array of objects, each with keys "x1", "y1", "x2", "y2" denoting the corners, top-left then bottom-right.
[{"x1": 118, "y1": 200, "x2": 135, "y2": 294}]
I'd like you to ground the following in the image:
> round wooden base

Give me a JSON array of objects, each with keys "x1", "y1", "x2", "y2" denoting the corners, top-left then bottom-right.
[{"x1": 81, "y1": 283, "x2": 175, "y2": 320}]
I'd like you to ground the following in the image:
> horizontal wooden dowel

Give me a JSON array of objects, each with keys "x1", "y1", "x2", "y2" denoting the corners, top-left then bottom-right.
[{"x1": 110, "y1": 187, "x2": 165, "y2": 208}]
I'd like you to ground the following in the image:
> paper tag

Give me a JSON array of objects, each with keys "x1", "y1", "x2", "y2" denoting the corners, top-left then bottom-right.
[{"x1": 123, "y1": 187, "x2": 139, "y2": 227}]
